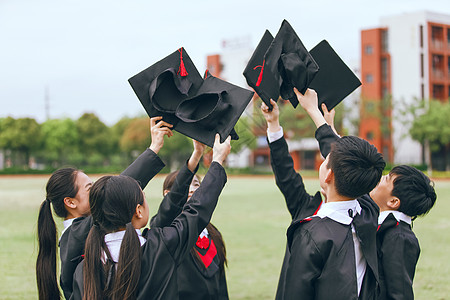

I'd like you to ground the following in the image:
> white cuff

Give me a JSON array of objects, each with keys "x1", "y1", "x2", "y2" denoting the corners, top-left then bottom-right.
[{"x1": 267, "y1": 127, "x2": 284, "y2": 143}]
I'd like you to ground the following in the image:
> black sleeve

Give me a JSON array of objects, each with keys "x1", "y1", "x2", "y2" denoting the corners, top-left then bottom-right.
[
  {"x1": 159, "y1": 162, "x2": 227, "y2": 264},
  {"x1": 315, "y1": 123, "x2": 340, "y2": 158},
  {"x1": 269, "y1": 136, "x2": 312, "y2": 219},
  {"x1": 60, "y1": 216, "x2": 93, "y2": 300},
  {"x1": 284, "y1": 229, "x2": 323, "y2": 298},
  {"x1": 150, "y1": 162, "x2": 197, "y2": 228},
  {"x1": 381, "y1": 231, "x2": 420, "y2": 300},
  {"x1": 68, "y1": 260, "x2": 84, "y2": 300},
  {"x1": 121, "y1": 148, "x2": 165, "y2": 189}
]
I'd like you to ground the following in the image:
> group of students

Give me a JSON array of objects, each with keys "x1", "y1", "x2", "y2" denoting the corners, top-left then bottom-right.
[{"x1": 36, "y1": 88, "x2": 437, "y2": 300}]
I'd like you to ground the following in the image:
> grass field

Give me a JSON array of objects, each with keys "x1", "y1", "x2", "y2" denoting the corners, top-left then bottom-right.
[{"x1": 0, "y1": 174, "x2": 449, "y2": 299}]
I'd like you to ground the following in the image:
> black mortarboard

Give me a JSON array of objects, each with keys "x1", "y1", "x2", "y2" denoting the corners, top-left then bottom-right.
[
  {"x1": 244, "y1": 20, "x2": 319, "y2": 110},
  {"x1": 243, "y1": 30, "x2": 279, "y2": 108},
  {"x1": 129, "y1": 48, "x2": 254, "y2": 147},
  {"x1": 309, "y1": 40, "x2": 361, "y2": 112}
]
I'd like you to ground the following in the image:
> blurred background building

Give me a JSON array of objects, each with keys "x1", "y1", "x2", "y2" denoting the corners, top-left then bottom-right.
[
  {"x1": 207, "y1": 10, "x2": 450, "y2": 171},
  {"x1": 361, "y1": 11, "x2": 450, "y2": 167}
]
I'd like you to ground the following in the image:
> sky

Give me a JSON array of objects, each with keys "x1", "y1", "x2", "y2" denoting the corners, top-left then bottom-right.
[{"x1": 1, "y1": 0, "x2": 450, "y2": 126}]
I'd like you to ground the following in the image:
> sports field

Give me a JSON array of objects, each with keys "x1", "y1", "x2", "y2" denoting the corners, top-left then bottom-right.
[{"x1": 0, "y1": 174, "x2": 449, "y2": 299}]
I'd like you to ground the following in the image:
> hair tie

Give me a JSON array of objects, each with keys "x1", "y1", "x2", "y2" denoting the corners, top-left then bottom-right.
[
  {"x1": 93, "y1": 221, "x2": 100, "y2": 228},
  {"x1": 45, "y1": 198, "x2": 51, "y2": 204}
]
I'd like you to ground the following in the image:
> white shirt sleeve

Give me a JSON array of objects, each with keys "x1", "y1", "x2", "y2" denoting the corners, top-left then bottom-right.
[{"x1": 267, "y1": 126, "x2": 284, "y2": 143}]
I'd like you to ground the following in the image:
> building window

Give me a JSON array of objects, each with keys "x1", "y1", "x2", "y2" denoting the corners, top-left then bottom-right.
[
  {"x1": 432, "y1": 54, "x2": 444, "y2": 79},
  {"x1": 365, "y1": 74, "x2": 373, "y2": 83},
  {"x1": 381, "y1": 58, "x2": 388, "y2": 82},
  {"x1": 431, "y1": 26, "x2": 444, "y2": 49},
  {"x1": 301, "y1": 151, "x2": 316, "y2": 170},
  {"x1": 364, "y1": 45, "x2": 373, "y2": 55},
  {"x1": 447, "y1": 28, "x2": 450, "y2": 49},
  {"x1": 420, "y1": 25, "x2": 424, "y2": 48},
  {"x1": 382, "y1": 87, "x2": 389, "y2": 99},
  {"x1": 448, "y1": 56, "x2": 450, "y2": 77},
  {"x1": 432, "y1": 84, "x2": 445, "y2": 100},
  {"x1": 421, "y1": 84, "x2": 425, "y2": 100},
  {"x1": 366, "y1": 131, "x2": 374, "y2": 141},
  {"x1": 420, "y1": 53, "x2": 424, "y2": 78},
  {"x1": 381, "y1": 30, "x2": 388, "y2": 52}
]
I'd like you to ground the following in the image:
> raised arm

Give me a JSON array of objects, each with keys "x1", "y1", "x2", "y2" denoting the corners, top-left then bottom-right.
[
  {"x1": 121, "y1": 116, "x2": 173, "y2": 188},
  {"x1": 159, "y1": 134, "x2": 231, "y2": 263},
  {"x1": 261, "y1": 99, "x2": 312, "y2": 219},
  {"x1": 294, "y1": 88, "x2": 340, "y2": 158},
  {"x1": 150, "y1": 140, "x2": 206, "y2": 228}
]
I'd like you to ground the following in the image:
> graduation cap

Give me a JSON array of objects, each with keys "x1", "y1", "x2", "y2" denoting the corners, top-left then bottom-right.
[
  {"x1": 309, "y1": 40, "x2": 362, "y2": 112},
  {"x1": 244, "y1": 20, "x2": 319, "y2": 110},
  {"x1": 129, "y1": 48, "x2": 254, "y2": 147}
]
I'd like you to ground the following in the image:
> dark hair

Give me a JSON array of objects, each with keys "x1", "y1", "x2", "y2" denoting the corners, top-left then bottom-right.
[
  {"x1": 36, "y1": 167, "x2": 79, "y2": 300},
  {"x1": 390, "y1": 165, "x2": 437, "y2": 219},
  {"x1": 164, "y1": 171, "x2": 227, "y2": 270},
  {"x1": 83, "y1": 175, "x2": 144, "y2": 300},
  {"x1": 327, "y1": 136, "x2": 385, "y2": 198},
  {"x1": 162, "y1": 170, "x2": 179, "y2": 193}
]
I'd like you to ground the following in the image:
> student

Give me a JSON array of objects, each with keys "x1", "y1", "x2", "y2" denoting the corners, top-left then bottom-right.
[
  {"x1": 371, "y1": 165, "x2": 436, "y2": 299},
  {"x1": 150, "y1": 140, "x2": 228, "y2": 299},
  {"x1": 261, "y1": 88, "x2": 385, "y2": 300},
  {"x1": 36, "y1": 116, "x2": 170, "y2": 300},
  {"x1": 70, "y1": 134, "x2": 231, "y2": 300},
  {"x1": 320, "y1": 101, "x2": 437, "y2": 299}
]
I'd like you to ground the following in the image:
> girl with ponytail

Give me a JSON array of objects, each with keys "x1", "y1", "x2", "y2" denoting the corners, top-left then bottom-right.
[
  {"x1": 150, "y1": 139, "x2": 229, "y2": 299},
  {"x1": 71, "y1": 134, "x2": 231, "y2": 300},
  {"x1": 35, "y1": 116, "x2": 170, "y2": 300}
]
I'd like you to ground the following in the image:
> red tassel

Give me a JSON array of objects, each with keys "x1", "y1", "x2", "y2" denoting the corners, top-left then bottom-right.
[
  {"x1": 178, "y1": 48, "x2": 188, "y2": 77},
  {"x1": 254, "y1": 59, "x2": 265, "y2": 87}
]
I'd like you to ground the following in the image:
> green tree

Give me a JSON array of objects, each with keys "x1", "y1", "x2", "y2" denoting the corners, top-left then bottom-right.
[
  {"x1": 0, "y1": 117, "x2": 41, "y2": 167},
  {"x1": 41, "y1": 118, "x2": 79, "y2": 166},
  {"x1": 76, "y1": 113, "x2": 112, "y2": 165},
  {"x1": 120, "y1": 118, "x2": 150, "y2": 153},
  {"x1": 120, "y1": 117, "x2": 192, "y2": 171},
  {"x1": 410, "y1": 100, "x2": 450, "y2": 171}
]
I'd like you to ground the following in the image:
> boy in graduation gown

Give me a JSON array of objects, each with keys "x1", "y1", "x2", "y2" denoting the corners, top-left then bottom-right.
[
  {"x1": 371, "y1": 165, "x2": 436, "y2": 299},
  {"x1": 261, "y1": 88, "x2": 385, "y2": 300},
  {"x1": 320, "y1": 102, "x2": 437, "y2": 299}
]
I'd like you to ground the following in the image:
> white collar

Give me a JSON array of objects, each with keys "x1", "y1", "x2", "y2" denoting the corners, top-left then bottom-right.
[
  {"x1": 378, "y1": 210, "x2": 412, "y2": 225},
  {"x1": 199, "y1": 227, "x2": 209, "y2": 238},
  {"x1": 313, "y1": 200, "x2": 362, "y2": 225},
  {"x1": 59, "y1": 218, "x2": 75, "y2": 240},
  {"x1": 103, "y1": 229, "x2": 146, "y2": 263}
]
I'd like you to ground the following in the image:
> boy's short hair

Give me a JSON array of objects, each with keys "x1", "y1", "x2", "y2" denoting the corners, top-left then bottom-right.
[
  {"x1": 390, "y1": 165, "x2": 437, "y2": 218},
  {"x1": 328, "y1": 136, "x2": 385, "y2": 198}
]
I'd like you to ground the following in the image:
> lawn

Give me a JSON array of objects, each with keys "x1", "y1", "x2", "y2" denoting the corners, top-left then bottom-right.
[{"x1": 0, "y1": 174, "x2": 449, "y2": 299}]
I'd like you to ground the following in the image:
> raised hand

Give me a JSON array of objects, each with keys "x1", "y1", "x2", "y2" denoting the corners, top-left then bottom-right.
[
  {"x1": 260, "y1": 99, "x2": 281, "y2": 133},
  {"x1": 321, "y1": 103, "x2": 339, "y2": 136},
  {"x1": 212, "y1": 134, "x2": 231, "y2": 166},
  {"x1": 149, "y1": 116, "x2": 173, "y2": 154},
  {"x1": 294, "y1": 88, "x2": 326, "y2": 129},
  {"x1": 187, "y1": 139, "x2": 207, "y2": 172}
]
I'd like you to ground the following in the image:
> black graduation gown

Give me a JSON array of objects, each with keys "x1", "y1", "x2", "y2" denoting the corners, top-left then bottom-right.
[
  {"x1": 150, "y1": 163, "x2": 229, "y2": 300},
  {"x1": 59, "y1": 148, "x2": 165, "y2": 300},
  {"x1": 377, "y1": 213, "x2": 420, "y2": 300},
  {"x1": 272, "y1": 124, "x2": 379, "y2": 300},
  {"x1": 70, "y1": 161, "x2": 227, "y2": 300}
]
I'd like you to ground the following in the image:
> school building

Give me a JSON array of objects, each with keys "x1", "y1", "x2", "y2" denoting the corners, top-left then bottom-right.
[
  {"x1": 207, "y1": 11, "x2": 450, "y2": 171},
  {"x1": 360, "y1": 11, "x2": 450, "y2": 168}
]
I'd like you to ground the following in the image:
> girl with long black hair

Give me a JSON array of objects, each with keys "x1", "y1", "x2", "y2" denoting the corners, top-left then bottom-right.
[
  {"x1": 70, "y1": 134, "x2": 231, "y2": 300},
  {"x1": 36, "y1": 117, "x2": 171, "y2": 300}
]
